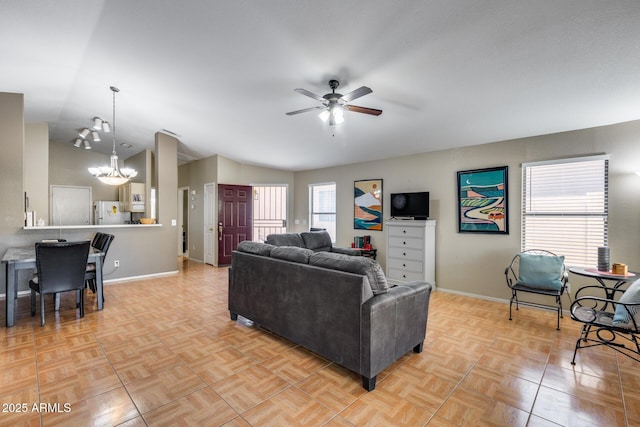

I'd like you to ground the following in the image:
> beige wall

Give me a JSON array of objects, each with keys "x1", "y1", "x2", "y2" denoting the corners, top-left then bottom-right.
[
  {"x1": 49, "y1": 141, "x2": 119, "y2": 203},
  {"x1": 178, "y1": 155, "x2": 218, "y2": 262},
  {"x1": 1, "y1": 92, "x2": 181, "y2": 296},
  {"x1": 294, "y1": 120, "x2": 640, "y2": 302},
  {"x1": 6, "y1": 86, "x2": 640, "y2": 304},
  {"x1": 24, "y1": 123, "x2": 49, "y2": 220},
  {"x1": 178, "y1": 156, "x2": 294, "y2": 263},
  {"x1": 1, "y1": 93, "x2": 26, "y2": 295}
]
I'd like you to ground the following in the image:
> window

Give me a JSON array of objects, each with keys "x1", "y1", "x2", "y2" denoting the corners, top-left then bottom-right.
[
  {"x1": 522, "y1": 155, "x2": 608, "y2": 267},
  {"x1": 310, "y1": 182, "x2": 336, "y2": 241}
]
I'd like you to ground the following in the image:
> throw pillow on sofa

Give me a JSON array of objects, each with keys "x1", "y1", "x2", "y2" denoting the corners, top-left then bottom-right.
[
  {"x1": 237, "y1": 241, "x2": 275, "y2": 256},
  {"x1": 300, "y1": 231, "x2": 332, "y2": 252},
  {"x1": 310, "y1": 251, "x2": 389, "y2": 295},
  {"x1": 266, "y1": 233, "x2": 304, "y2": 247},
  {"x1": 271, "y1": 246, "x2": 314, "y2": 264}
]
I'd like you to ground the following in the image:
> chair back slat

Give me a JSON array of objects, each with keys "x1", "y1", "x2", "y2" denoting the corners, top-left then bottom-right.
[
  {"x1": 98, "y1": 234, "x2": 114, "y2": 254},
  {"x1": 35, "y1": 241, "x2": 90, "y2": 294}
]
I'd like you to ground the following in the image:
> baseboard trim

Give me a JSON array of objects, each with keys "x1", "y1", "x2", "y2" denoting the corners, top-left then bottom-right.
[
  {"x1": 437, "y1": 287, "x2": 572, "y2": 315},
  {"x1": 436, "y1": 287, "x2": 507, "y2": 304},
  {"x1": 0, "y1": 270, "x2": 181, "y2": 299},
  {"x1": 104, "y1": 270, "x2": 180, "y2": 284}
]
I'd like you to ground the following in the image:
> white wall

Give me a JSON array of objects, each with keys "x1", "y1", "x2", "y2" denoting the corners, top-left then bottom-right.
[{"x1": 293, "y1": 119, "x2": 640, "y2": 301}]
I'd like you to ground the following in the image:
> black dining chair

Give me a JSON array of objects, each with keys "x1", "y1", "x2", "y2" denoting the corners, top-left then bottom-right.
[
  {"x1": 29, "y1": 241, "x2": 90, "y2": 326},
  {"x1": 85, "y1": 233, "x2": 114, "y2": 294}
]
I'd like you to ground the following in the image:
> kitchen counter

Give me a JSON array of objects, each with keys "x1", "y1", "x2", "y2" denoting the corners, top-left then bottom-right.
[{"x1": 23, "y1": 224, "x2": 162, "y2": 230}]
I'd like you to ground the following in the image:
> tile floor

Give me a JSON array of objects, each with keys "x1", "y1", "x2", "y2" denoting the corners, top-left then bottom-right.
[{"x1": 1, "y1": 259, "x2": 639, "y2": 426}]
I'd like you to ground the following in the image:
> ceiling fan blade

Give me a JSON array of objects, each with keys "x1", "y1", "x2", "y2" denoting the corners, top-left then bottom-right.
[
  {"x1": 294, "y1": 88, "x2": 326, "y2": 102},
  {"x1": 286, "y1": 105, "x2": 326, "y2": 115},
  {"x1": 340, "y1": 86, "x2": 373, "y2": 103},
  {"x1": 345, "y1": 105, "x2": 383, "y2": 116}
]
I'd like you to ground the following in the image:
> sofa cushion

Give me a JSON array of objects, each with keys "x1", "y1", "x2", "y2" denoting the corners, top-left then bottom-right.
[
  {"x1": 270, "y1": 246, "x2": 314, "y2": 264},
  {"x1": 310, "y1": 251, "x2": 389, "y2": 295},
  {"x1": 266, "y1": 233, "x2": 304, "y2": 247},
  {"x1": 301, "y1": 231, "x2": 332, "y2": 252},
  {"x1": 236, "y1": 241, "x2": 275, "y2": 256}
]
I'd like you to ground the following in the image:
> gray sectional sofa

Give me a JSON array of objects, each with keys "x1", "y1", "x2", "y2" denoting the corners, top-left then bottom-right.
[
  {"x1": 228, "y1": 240, "x2": 432, "y2": 391},
  {"x1": 265, "y1": 230, "x2": 363, "y2": 255}
]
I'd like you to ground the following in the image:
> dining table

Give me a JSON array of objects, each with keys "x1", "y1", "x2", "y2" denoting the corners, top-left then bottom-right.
[
  {"x1": 569, "y1": 266, "x2": 637, "y2": 303},
  {"x1": 2, "y1": 245, "x2": 105, "y2": 327}
]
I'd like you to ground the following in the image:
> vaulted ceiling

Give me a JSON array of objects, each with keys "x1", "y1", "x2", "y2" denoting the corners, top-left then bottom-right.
[{"x1": 2, "y1": 1, "x2": 640, "y2": 171}]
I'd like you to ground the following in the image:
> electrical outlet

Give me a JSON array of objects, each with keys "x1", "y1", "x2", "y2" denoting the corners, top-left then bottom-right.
[{"x1": 114, "y1": 260, "x2": 120, "y2": 267}]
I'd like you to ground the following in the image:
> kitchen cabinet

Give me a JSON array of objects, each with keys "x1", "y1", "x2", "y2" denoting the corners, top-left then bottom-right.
[{"x1": 119, "y1": 182, "x2": 145, "y2": 212}]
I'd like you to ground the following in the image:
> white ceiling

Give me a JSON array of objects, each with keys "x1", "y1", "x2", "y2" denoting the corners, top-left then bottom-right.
[{"x1": 2, "y1": 1, "x2": 640, "y2": 171}]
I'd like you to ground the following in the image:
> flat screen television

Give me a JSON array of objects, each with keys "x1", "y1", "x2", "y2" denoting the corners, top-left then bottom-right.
[{"x1": 390, "y1": 192, "x2": 429, "y2": 220}]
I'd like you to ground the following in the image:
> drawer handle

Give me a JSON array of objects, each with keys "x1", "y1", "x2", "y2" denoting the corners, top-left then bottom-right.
[
  {"x1": 403, "y1": 230, "x2": 406, "y2": 234},
  {"x1": 402, "y1": 274, "x2": 406, "y2": 278},
  {"x1": 403, "y1": 252, "x2": 406, "y2": 256},
  {"x1": 402, "y1": 263, "x2": 406, "y2": 267},
  {"x1": 403, "y1": 241, "x2": 406, "y2": 245}
]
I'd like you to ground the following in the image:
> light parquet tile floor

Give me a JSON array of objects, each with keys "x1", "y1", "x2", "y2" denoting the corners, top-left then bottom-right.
[{"x1": 1, "y1": 259, "x2": 639, "y2": 426}]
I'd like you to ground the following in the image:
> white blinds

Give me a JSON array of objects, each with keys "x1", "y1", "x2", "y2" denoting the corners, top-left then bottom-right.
[
  {"x1": 310, "y1": 183, "x2": 337, "y2": 240},
  {"x1": 522, "y1": 155, "x2": 609, "y2": 267},
  {"x1": 311, "y1": 183, "x2": 336, "y2": 214}
]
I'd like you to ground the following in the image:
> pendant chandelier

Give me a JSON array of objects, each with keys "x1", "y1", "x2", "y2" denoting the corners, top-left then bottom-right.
[{"x1": 88, "y1": 86, "x2": 138, "y2": 186}]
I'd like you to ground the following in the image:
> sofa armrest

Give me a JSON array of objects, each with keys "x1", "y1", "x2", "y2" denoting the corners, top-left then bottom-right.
[
  {"x1": 361, "y1": 281, "x2": 432, "y2": 378},
  {"x1": 331, "y1": 247, "x2": 363, "y2": 256}
]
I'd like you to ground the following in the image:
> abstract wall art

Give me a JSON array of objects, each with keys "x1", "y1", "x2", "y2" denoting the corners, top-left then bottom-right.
[
  {"x1": 354, "y1": 179, "x2": 383, "y2": 231},
  {"x1": 457, "y1": 166, "x2": 508, "y2": 234}
]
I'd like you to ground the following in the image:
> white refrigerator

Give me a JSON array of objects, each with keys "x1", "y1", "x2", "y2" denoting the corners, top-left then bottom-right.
[{"x1": 94, "y1": 201, "x2": 131, "y2": 225}]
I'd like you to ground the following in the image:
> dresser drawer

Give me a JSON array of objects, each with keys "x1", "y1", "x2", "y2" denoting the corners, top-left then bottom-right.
[
  {"x1": 388, "y1": 236, "x2": 424, "y2": 250},
  {"x1": 388, "y1": 269, "x2": 424, "y2": 282},
  {"x1": 388, "y1": 247, "x2": 423, "y2": 261},
  {"x1": 388, "y1": 258, "x2": 423, "y2": 272},
  {"x1": 388, "y1": 226, "x2": 424, "y2": 238}
]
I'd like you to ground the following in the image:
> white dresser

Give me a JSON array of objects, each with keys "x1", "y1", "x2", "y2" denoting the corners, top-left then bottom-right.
[{"x1": 386, "y1": 220, "x2": 436, "y2": 288}]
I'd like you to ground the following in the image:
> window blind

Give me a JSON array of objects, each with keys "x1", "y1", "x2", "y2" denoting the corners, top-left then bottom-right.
[
  {"x1": 310, "y1": 183, "x2": 336, "y2": 240},
  {"x1": 522, "y1": 155, "x2": 608, "y2": 267}
]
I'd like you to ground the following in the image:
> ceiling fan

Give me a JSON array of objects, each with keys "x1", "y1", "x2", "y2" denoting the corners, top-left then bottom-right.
[{"x1": 286, "y1": 79, "x2": 382, "y2": 126}]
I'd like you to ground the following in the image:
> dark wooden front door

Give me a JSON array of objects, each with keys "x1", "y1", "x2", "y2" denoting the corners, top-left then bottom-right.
[{"x1": 217, "y1": 184, "x2": 252, "y2": 265}]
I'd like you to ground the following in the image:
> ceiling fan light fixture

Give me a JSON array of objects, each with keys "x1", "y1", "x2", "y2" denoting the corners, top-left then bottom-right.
[
  {"x1": 288, "y1": 79, "x2": 381, "y2": 126},
  {"x1": 318, "y1": 109, "x2": 330, "y2": 122},
  {"x1": 83, "y1": 140, "x2": 91, "y2": 150},
  {"x1": 332, "y1": 106, "x2": 344, "y2": 124},
  {"x1": 79, "y1": 128, "x2": 91, "y2": 139},
  {"x1": 91, "y1": 131, "x2": 100, "y2": 142},
  {"x1": 102, "y1": 121, "x2": 111, "y2": 133},
  {"x1": 92, "y1": 117, "x2": 103, "y2": 130},
  {"x1": 73, "y1": 138, "x2": 82, "y2": 148}
]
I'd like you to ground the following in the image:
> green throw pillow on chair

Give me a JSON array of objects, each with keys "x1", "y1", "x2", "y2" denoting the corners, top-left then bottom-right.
[{"x1": 516, "y1": 253, "x2": 564, "y2": 291}]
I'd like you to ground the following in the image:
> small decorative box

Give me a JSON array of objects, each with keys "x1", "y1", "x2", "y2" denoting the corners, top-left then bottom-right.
[{"x1": 612, "y1": 263, "x2": 628, "y2": 275}]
